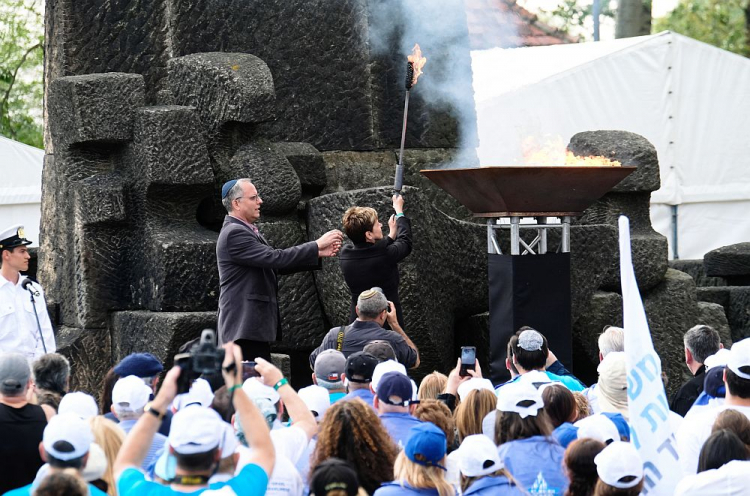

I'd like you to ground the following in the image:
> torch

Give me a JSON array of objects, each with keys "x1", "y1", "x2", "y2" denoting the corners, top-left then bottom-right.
[{"x1": 394, "y1": 44, "x2": 427, "y2": 195}]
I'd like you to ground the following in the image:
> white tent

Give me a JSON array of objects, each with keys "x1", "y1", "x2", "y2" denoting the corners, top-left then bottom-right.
[
  {"x1": 0, "y1": 135, "x2": 43, "y2": 246},
  {"x1": 471, "y1": 31, "x2": 750, "y2": 260}
]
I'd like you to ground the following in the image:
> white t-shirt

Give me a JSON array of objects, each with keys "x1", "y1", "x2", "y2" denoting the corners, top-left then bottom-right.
[
  {"x1": 675, "y1": 460, "x2": 750, "y2": 495},
  {"x1": 675, "y1": 404, "x2": 750, "y2": 475},
  {"x1": 236, "y1": 445, "x2": 303, "y2": 496},
  {"x1": 270, "y1": 424, "x2": 309, "y2": 465}
]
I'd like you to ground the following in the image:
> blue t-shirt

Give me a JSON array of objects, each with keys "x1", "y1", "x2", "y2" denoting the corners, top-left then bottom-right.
[
  {"x1": 341, "y1": 388, "x2": 375, "y2": 409},
  {"x1": 118, "y1": 462, "x2": 268, "y2": 496},
  {"x1": 330, "y1": 391, "x2": 347, "y2": 404},
  {"x1": 497, "y1": 436, "x2": 568, "y2": 495},
  {"x1": 379, "y1": 412, "x2": 423, "y2": 449},
  {"x1": 119, "y1": 419, "x2": 167, "y2": 472},
  {"x1": 5, "y1": 482, "x2": 108, "y2": 496},
  {"x1": 463, "y1": 475, "x2": 524, "y2": 496},
  {"x1": 374, "y1": 481, "x2": 448, "y2": 495}
]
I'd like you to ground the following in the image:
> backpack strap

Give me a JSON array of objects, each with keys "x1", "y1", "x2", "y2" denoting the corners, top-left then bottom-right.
[{"x1": 336, "y1": 325, "x2": 347, "y2": 352}]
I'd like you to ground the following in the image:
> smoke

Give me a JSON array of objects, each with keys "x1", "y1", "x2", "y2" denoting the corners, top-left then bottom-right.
[{"x1": 366, "y1": 0, "x2": 519, "y2": 168}]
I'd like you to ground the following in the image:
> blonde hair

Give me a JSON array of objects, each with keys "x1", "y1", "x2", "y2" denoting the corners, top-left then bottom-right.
[
  {"x1": 573, "y1": 392, "x2": 591, "y2": 420},
  {"x1": 89, "y1": 416, "x2": 126, "y2": 496},
  {"x1": 454, "y1": 389, "x2": 496, "y2": 442},
  {"x1": 342, "y1": 207, "x2": 378, "y2": 243},
  {"x1": 393, "y1": 451, "x2": 454, "y2": 496},
  {"x1": 418, "y1": 372, "x2": 448, "y2": 401}
]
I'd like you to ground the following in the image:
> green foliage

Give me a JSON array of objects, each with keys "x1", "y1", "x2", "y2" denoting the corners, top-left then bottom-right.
[
  {"x1": 538, "y1": 0, "x2": 617, "y2": 41},
  {"x1": 0, "y1": 0, "x2": 44, "y2": 148},
  {"x1": 654, "y1": 0, "x2": 750, "y2": 56}
]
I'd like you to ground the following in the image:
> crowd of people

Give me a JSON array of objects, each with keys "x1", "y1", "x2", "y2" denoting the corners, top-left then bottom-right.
[
  {"x1": 0, "y1": 321, "x2": 749, "y2": 495},
  {"x1": 2, "y1": 180, "x2": 750, "y2": 495}
]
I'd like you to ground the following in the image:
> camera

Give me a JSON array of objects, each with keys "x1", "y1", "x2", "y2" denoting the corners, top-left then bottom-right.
[{"x1": 173, "y1": 329, "x2": 225, "y2": 394}]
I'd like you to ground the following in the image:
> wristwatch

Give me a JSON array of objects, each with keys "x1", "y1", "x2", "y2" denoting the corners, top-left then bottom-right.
[{"x1": 144, "y1": 402, "x2": 166, "y2": 421}]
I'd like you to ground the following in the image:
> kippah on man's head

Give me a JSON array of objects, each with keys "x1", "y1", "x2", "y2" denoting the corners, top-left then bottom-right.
[{"x1": 221, "y1": 179, "x2": 239, "y2": 199}]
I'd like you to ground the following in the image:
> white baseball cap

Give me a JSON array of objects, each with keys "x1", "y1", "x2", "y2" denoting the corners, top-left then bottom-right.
[
  {"x1": 81, "y1": 443, "x2": 107, "y2": 482},
  {"x1": 481, "y1": 410, "x2": 496, "y2": 441},
  {"x1": 112, "y1": 375, "x2": 152, "y2": 413},
  {"x1": 727, "y1": 338, "x2": 750, "y2": 380},
  {"x1": 454, "y1": 434, "x2": 504, "y2": 477},
  {"x1": 58, "y1": 392, "x2": 99, "y2": 420},
  {"x1": 457, "y1": 378, "x2": 495, "y2": 401},
  {"x1": 172, "y1": 378, "x2": 215, "y2": 411},
  {"x1": 704, "y1": 348, "x2": 731, "y2": 370},
  {"x1": 517, "y1": 370, "x2": 554, "y2": 389},
  {"x1": 43, "y1": 412, "x2": 93, "y2": 461},
  {"x1": 594, "y1": 441, "x2": 643, "y2": 489},
  {"x1": 169, "y1": 406, "x2": 222, "y2": 455},
  {"x1": 371, "y1": 360, "x2": 407, "y2": 392},
  {"x1": 574, "y1": 414, "x2": 620, "y2": 445},
  {"x1": 496, "y1": 381, "x2": 544, "y2": 418},
  {"x1": 242, "y1": 377, "x2": 280, "y2": 404},
  {"x1": 298, "y1": 385, "x2": 330, "y2": 421}
]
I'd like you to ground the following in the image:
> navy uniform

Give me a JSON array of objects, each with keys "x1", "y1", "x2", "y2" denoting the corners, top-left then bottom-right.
[{"x1": 0, "y1": 225, "x2": 55, "y2": 360}]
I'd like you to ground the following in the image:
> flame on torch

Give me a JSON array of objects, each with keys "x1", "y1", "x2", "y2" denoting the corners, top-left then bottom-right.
[
  {"x1": 406, "y1": 44, "x2": 427, "y2": 89},
  {"x1": 396, "y1": 44, "x2": 428, "y2": 193}
]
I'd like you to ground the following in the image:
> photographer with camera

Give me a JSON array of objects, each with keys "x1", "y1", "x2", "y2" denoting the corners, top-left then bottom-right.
[{"x1": 114, "y1": 344, "x2": 275, "y2": 495}]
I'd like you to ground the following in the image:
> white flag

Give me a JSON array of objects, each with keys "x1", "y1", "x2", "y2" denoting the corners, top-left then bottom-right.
[{"x1": 618, "y1": 216, "x2": 682, "y2": 494}]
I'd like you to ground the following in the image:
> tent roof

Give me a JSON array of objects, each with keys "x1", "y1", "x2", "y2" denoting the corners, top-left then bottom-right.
[
  {"x1": 0, "y1": 135, "x2": 43, "y2": 205},
  {"x1": 472, "y1": 31, "x2": 750, "y2": 206}
]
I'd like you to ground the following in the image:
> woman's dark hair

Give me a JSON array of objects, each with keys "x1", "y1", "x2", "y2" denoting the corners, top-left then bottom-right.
[
  {"x1": 495, "y1": 408, "x2": 553, "y2": 445},
  {"x1": 712, "y1": 408, "x2": 750, "y2": 446},
  {"x1": 564, "y1": 438, "x2": 605, "y2": 496},
  {"x1": 311, "y1": 399, "x2": 398, "y2": 495},
  {"x1": 99, "y1": 368, "x2": 120, "y2": 415},
  {"x1": 542, "y1": 384, "x2": 577, "y2": 428},
  {"x1": 697, "y1": 429, "x2": 750, "y2": 473},
  {"x1": 175, "y1": 447, "x2": 219, "y2": 472}
]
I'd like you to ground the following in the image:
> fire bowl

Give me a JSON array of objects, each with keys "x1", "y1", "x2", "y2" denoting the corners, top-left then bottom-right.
[{"x1": 420, "y1": 166, "x2": 636, "y2": 217}]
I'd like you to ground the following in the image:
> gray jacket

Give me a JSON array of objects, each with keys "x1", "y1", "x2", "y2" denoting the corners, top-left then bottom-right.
[{"x1": 217, "y1": 216, "x2": 319, "y2": 343}]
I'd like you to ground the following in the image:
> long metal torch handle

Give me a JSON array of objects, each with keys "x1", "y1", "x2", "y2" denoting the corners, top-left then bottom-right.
[{"x1": 394, "y1": 91, "x2": 410, "y2": 194}]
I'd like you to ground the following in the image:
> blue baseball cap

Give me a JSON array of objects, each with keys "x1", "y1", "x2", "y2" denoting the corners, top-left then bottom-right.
[
  {"x1": 376, "y1": 371, "x2": 412, "y2": 406},
  {"x1": 114, "y1": 353, "x2": 163, "y2": 378},
  {"x1": 405, "y1": 422, "x2": 447, "y2": 470},
  {"x1": 221, "y1": 179, "x2": 239, "y2": 199}
]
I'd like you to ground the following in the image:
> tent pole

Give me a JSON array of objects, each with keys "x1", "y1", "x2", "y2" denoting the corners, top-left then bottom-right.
[
  {"x1": 593, "y1": 0, "x2": 600, "y2": 41},
  {"x1": 671, "y1": 205, "x2": 679, "y2": 259}
]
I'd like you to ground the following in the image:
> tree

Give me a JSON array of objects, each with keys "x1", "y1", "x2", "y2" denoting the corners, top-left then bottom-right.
[
  {"x1": 537, "y1": 0, "x2": 617, "y2": 41},
  {"x1": 615, "y1": 0, "x2": 652, "y2": 38},
  {"x1": 0, "y1": 0, "x2": 44, "y2": 148},
  {"x1": 654, "y1": 0, "x2": 749, "y2": 57}
]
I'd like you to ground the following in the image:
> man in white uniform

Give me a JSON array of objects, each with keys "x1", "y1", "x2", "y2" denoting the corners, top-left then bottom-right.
[{"x1": 0, "y1": 225, "x2": 55, "y2": 360}]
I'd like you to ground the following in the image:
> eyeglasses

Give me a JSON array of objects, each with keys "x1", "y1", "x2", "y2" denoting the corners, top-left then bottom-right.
[{"x1": 235, "y1": 194, "x2": 261, "y2": 202}]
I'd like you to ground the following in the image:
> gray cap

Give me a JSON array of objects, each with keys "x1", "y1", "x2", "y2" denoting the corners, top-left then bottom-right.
[
  {"x1": 363, "y1": 340, "x2": 397, "y2": 362},
  {"x1": 0, "y1": 353, "x2": 31, "y2": 396},
  {"x1": 314, "y1": 349, "x2": 346, "y2": 383}
]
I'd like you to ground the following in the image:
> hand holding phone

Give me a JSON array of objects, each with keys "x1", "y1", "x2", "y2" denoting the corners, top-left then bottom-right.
[
  {"x1": 242, "y1": 361, "x2": 260, "y2": 381},
  {"x1": 460, "y1": 346, "x2": 476, "y2": 377}
]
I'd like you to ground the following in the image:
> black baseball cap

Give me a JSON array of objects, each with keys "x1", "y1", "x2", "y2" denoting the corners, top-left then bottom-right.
[
  {"x1": 345, "y1": 352, "x2": 379, "y2": 383},
  {"x1": 310, "y1": 458, "x2": 359, "y2": 496}
]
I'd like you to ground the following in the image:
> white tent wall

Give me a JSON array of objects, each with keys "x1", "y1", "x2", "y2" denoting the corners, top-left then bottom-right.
[
  {"x1": 0, "y1": 136, "x2": 43, "y2": 246},
  {"x1": 472, "y1": 32, "x2": 750, "y2": 260}
]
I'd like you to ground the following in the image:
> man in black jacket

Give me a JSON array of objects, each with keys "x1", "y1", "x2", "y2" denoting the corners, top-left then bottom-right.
[
  {"x1": 339, "y1": 194, "x2": 412, "y2": 327},
  {"x1": 670, "y1": 324, "x2": 722, "y2": 416}
]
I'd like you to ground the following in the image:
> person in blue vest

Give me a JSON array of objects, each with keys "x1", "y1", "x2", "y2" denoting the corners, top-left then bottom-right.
[
  {"x1": 495, "y1": 381, "x2": 568, "y2": 494},
  {"x1": 374, "y1": 422, "x2": 455, "y2": 496},
  {"x1": 453, "y1": 434, "x2": 523, "y2": 495}
]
